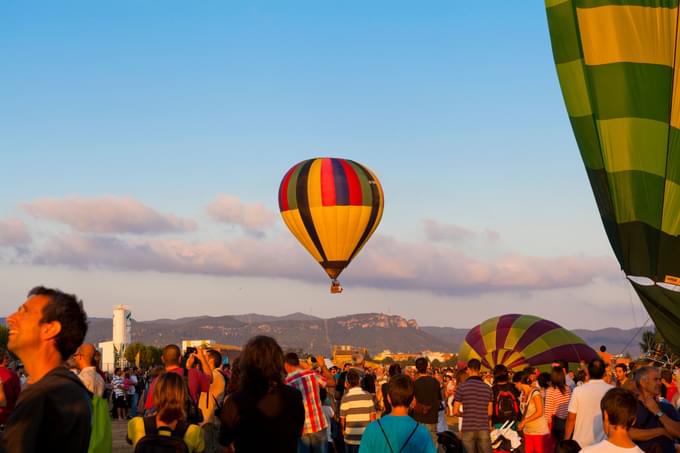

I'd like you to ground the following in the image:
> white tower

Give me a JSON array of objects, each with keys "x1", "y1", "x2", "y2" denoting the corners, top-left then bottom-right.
[{"x1": 112, "y1": 304, "x2": 132, "y2": 346}]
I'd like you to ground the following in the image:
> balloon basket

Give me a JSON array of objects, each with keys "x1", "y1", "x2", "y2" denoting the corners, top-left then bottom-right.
[{"x1": 330, "y1": 280, "x2": 343, "y2": 294}]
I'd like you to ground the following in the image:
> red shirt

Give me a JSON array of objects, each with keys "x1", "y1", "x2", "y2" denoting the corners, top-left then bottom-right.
[
  {"x1": 0, "y1": 367, "x2": 21, "y2": 424},
  {"x1": 144, "y1": 367, "x2": 210, "y2": 411}
]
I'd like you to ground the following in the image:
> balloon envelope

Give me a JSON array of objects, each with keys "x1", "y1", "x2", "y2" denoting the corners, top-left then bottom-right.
[
  {"x1": 278, "y1": 157, "x2": 384, "y2": 283},
  {"x1": 546, "y1": 0, "x2": 680, "y2": 350},
  {"x1": 458, "y1": 314, "x2": 598, "y2": 371}
]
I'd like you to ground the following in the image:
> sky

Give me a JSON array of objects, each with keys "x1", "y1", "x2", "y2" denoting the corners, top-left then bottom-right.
[{"x1": 0, "y1": 1, "x2": 650, "y2": 330}]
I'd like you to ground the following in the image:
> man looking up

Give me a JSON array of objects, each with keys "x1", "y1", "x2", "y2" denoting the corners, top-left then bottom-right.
[
  {"x1": 74, "y1": 343, "x2": 105, "y2": 397},
  {"x1": 3, "y1": 286, "x2": 91, "y2": 452}
]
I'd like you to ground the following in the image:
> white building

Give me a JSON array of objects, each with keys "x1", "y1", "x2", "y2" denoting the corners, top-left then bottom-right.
[{"x1": 98, "y1": 305, "x2": 133, "y2": 372}]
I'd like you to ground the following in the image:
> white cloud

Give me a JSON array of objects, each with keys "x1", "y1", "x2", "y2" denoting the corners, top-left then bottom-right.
[
  {"x1": 206, "y1": 195, "x2": 277, "y2": 237},
  {"x1": 0, "y1": 219, "x2": 31, "y2": 247},
  {"x1": 29, "y1": 231, "x2": 619, "y2": 296},
  {"x1": 23, "y1": 196, "x2": 196, "y2": 234}
]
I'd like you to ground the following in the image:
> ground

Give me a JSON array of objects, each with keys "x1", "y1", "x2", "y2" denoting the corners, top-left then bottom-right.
[{"x1": 112, "y1": 419, "x2": 132, "y2": 453}]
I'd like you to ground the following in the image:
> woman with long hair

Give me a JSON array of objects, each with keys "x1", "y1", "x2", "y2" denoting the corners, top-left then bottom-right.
[
  {"x1": 127, "y1": 372, "x2": 205, "y2": 452},
  {"x1": 544, "y1": 367, "x2": 572, "y2": 452},
  {"x1": 514, "y1": 371, "x2": 550, "y2": 453},
  {"x1": 219, "y1": 335, "x2": 305, "y2": 453}
]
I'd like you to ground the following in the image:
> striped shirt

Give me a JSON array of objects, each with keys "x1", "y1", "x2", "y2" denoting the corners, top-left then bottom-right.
[
  {"x1": 455, "y1": 376, "x2": 493, "y2": 432},
  {"x1": 544, "y1": 386, "x2": 571, "y2": 421},
  {"x1": 285, "y1": 369, "x2": 328, "y2": 434},
  {"x1": 111, "y1": 374, "x2": 126, "y2": 397},
  {"x1": 340, "y1": 386, "x2": 375, "y2": 445}
]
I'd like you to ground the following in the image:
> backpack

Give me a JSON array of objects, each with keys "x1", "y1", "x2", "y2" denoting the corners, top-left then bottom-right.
[
  {"x1": 88, "y1": 393, "x2": 113, "y2": 453},
  {"x1": 182, "y1": 369, "x2": 204, "y2": 425},
  {"x1": 134, "y1": 416, "x2": 190, "y2": 453},
  {"x1": 494, "y1": 389, "x2": 520, "y2": 423}
]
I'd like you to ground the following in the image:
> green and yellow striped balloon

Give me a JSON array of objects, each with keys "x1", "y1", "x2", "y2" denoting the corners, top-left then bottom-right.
[
  {"x1": 459, "y1": 314, "x2": 598, "y2": 372},
  {"x1": 546, "y1": 0, "x2": 680, "y2": 350}
]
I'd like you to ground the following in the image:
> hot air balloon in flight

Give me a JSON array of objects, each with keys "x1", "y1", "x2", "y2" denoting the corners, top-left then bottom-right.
[
  {"x1": 458, "y1": 314, "x2": 598, "y2": 372},
  {"x1": 546, "y1": 1, "x2": 680, "y2": 351},
  {"x1": 278, "y1": 157, "x2": 384, "y2": 293}
]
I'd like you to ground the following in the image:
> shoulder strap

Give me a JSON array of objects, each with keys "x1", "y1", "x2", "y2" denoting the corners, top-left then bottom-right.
[
  {"x1": 173, "y1": 420, "x2": 189, "y2": 439},
  {"x1": 143, "y1": 416, "x2": 157, "y2": 436},
  {"x1": 398, "y1": 422, "x2": 421, "y2": 453},
  {"x1": 377, "y1": 419, "x2": 395, "y2": 453}
]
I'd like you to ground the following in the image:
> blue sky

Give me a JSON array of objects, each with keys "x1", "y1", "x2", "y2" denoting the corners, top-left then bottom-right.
[{"x1": 0, "y1": 2, "x2": 647, "y2": 330}]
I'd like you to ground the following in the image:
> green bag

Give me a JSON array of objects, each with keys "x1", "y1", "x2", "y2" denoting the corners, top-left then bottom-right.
[{"x1": 88, "y1": 394, "x2": 113, "y2": 453}]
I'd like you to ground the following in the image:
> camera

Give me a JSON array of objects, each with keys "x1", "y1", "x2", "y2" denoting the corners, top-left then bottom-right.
[{"x1": 184, "y1": 347, "x2": 197, "y2": 361}]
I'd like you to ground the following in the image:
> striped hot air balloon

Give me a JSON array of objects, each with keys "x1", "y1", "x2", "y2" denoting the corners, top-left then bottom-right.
[
  {"x1": 278, "y1": 157, "x2": 384, "y2": 293},
  {"x1": 458, "y1": 314, "x2": 598, "y2": 372},
  {"x1": 546, "y1": 0, "x2": 680, "y2": 350}
]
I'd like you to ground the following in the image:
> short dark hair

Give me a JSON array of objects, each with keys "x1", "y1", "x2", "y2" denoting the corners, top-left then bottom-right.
[
  {"x1": 467, "y1": 359, "x2": 481, "y2": 371},
  {"x1": 415, "y1": 357, "x2": 429, "y2": 373},
  {"x1": 29, "y1": 286, "x2": 88, "y2": 360},
  {"x1": 601, "y1": 388, "x2": 637, "y2": 428},
  {"x1": 206, "y1": 349, "x2": 222, "y2": 368},
  {"x1": 615, "y1": 363, "x2": 628, "y2": 373},
  {"x1": 588, "y1": 358, "x2": 606, "y2": 379},
  {"x1": 347, "y1": 370, "x2": 361, "y2": 387},
  {"x1": 512, "y1": 371, "x2": 531, "y2": 385},
  {"x1": 661, "y1": 369, "x2": 673, "y2": 383},
  {"x1": 162, "y1": 345, "x2": 181, "y2": 366},
  {"x1": 493, "y1": 364, "x2": 509, "y2": 382},
  {"x1": 284, "y1": 352, "x2": 300, "y2": 366},
  {"x1": 557, "y1": 440, "x2": 581, "y2": 453},
  {"x1": 388, "y1": 374, "x2": 415, "y2": 408},
  {"x1": 388, "y1": 364, "x2": 401, "y2": 377}
]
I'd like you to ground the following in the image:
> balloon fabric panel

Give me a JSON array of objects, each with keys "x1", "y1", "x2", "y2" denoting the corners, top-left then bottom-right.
[{"x1": 546, "y1": 0, "x2": 680, "y2": 350}]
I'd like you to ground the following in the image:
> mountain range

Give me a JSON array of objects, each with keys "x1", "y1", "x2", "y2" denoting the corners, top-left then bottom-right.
[{"x1": 83, "y1": 312, "x2": 646, "y2": 358}]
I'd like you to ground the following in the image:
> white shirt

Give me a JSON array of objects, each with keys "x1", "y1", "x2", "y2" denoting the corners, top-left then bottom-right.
[
  {"x1": 78, "y1": 366, "x2": 105, "y2": 397},
  {"x1": 127, "y1": 374, "x2": 138, "y2": 395},
  {"x1": 581, "y1": 440, "x2": 644, "y2": 453},
  {"x1": 568, "y1": 379, "x2": 613, "y2": 448},
  {"x1": 199, "y1": 368, "x2": 226, "y2": 425}
]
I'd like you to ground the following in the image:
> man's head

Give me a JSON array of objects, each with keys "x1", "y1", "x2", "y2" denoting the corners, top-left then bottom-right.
[
  {"x1": 73, "y1": 343, "x2": 97, "y2": 371},
  {"x1": 387, "y1": 374, "x2": 415, "y2": 408},
  {"x1": 7, "y1": 286, "x2": 88, "y2": 362},
  {"x1": 347, "y1": 370, "x2": 361, "y2": 388},
  {"x1": 600, "y1": 345, "x2": 607, "y2": 353},
  {"x1": 615, "y1": 363, "x2": 628, "y2": 382},
  {"x1": 493, "y1": 364, "x2": 509, "y2": 383},
  {"x1": 284, "y1": 352, "x2": 300, "y2": 374},
  {"x1": 415, "y1": 357, "x2": 429, "y2": 374},
  {"x1": 205, "y1": 349, "x2": 222, "y2": 370},
  {"x1": 588, "y1": 358, "x2": 606, "y2": 380},
  {"x1": 161, "y1": 344, "x2": 181, "y2": 367},
  {"x1": 467, "y1": 359, "x2": 481, "y2": 375},
  {"x1": 601, "y1": 387, "x2": 637, "y2": 430},
  {"x1": 635, "y1": 366, "x2": 661, "y2": 397}
]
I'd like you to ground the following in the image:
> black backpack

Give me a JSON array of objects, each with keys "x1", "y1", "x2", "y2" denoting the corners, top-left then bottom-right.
[
  {"x1": 182, "y1": 368, "x2": 204, "y2": 425},
  {"x1": 134, "y1": 416, "x2": 190, "y2": 453},
  {"x1": 494, "y1": 388, "x2": 520, "y2": 423}
]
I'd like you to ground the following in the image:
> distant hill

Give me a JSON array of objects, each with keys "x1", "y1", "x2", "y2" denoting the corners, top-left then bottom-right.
[{"x1": 84, "y1": 312, "x2": 646, "y2": 357}]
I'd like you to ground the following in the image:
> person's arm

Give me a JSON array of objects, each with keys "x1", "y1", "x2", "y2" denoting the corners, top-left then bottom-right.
[
  {"x1": 316, "y1": 356, "x2": 336, "y2": 388},
  {"x1": 641, "y1": 397, "x2": 680, "y2": 438},
  {"x1": 564, "y1": 412, "x2": 576, "y2": 440},
  {"x1": 453, "y1": 400, "x2": 462, "y2": 417},
  {"x1": 194, "y1": 348, "x2": 214, "y2": 382},
  {"x1": 629, "y1": 427, "x2": 671, "y2": 441},
  {"x1": 488, "y1": 401, "x2": 493, "y2": 430},
  {"x1": 520, "y1": 392, "x2": 545, "y2": 428}
]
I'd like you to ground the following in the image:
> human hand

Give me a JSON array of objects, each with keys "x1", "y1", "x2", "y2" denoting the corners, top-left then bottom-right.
[{"x1": 642, "y1": 396, "x2": 660, "y2": 414}]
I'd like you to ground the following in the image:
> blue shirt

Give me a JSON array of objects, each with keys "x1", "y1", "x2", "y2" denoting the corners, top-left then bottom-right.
[
  {"x1": 359, "y1": 415, "x2": 435, "y2": 453},
  {"x1": 633, "y1": 400, "x2": 680, "y2": 453}
]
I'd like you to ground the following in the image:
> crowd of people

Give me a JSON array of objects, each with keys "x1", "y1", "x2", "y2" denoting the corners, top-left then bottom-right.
[{"x1": 0, "y1": 286, "x2": 680, "y2": 453}]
